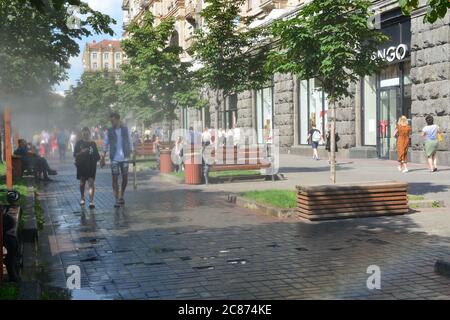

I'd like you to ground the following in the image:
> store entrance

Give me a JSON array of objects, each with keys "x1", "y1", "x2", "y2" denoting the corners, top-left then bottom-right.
[{"x1": 378, "y1": 87, "x2": 400, "y2": 159}]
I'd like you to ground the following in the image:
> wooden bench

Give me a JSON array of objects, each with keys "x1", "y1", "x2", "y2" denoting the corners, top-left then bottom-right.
[
  {"x1": 296, "y1": 181, "x2": 409, "y2": 221},
  {"x1": 204, "y1": 145, "x2": 275, "y2": 184}
]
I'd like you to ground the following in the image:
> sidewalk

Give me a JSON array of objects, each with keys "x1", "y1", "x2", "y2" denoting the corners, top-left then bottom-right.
[
  {"x1": 34, "y1": 160, "x2": 450, "y2": 300},
  {"x1": 185, "y1": 154, "x2": 450, "y2": 205}
]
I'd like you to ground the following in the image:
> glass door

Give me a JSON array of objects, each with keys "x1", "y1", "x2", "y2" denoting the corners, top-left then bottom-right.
[{"x1": 378, "y1": 87, "x2": 400, "y2": 159}]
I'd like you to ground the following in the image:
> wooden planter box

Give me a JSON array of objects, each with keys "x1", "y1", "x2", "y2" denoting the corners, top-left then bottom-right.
[{"x1": 296, "y1": 181, "x2": 409, "y2": 221}]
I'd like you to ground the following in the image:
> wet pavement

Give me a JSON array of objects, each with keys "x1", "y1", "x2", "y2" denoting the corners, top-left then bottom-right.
[{"x1": 36, "y1": 161, "x2": 450, "y2": 300}]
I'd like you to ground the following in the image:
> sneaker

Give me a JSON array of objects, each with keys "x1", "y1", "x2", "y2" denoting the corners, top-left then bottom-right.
[
  {"x1": 114, "y1": 200, "x2": 121, "y2": 208},
  {"x1": 80, "y1": 199, "x2": 85, "y2": 206},
  {"x1": 433, "y1": 168, "x2": 438, "y2": 172},
  {"x1": 402, "y1": 168, "x2": 409, "y2": 173},
  {"x1": 89, "y1": 203, "x2": 95, "y2": 209},
  {"x1": 398, "y1": 165, "x2": 402, "y2": 172},
  {"x1": 118, "y1": 198, "x2": 125, "y2": 205}
]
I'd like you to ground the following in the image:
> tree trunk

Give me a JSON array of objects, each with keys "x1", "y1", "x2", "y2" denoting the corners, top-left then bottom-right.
[
  {"x1": 330, "y1": 100, "x2": 337, "y2": 184},
  {"x1": 215, "y1": 90, "x2": 220, "y2": 133}
]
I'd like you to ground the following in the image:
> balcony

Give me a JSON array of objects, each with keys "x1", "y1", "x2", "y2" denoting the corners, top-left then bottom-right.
[
  {"x1": 259, "y1": 0, "x2": 287, "y2": 11},
  {"x1": 164, "y1": 0, "x2": 185, "y2": 18},
  {"x1": 122, "y1": 0, "x2": 130, "y2": 10},
  {"x1": 185, "y1": 0, "x2": 195, "y2": 19}
]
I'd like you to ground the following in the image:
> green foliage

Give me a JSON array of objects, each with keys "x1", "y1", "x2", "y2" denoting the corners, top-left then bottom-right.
[
  {"x1": 241, "y1": 190, "x2": 297, "y2": 209},
  {"x1": 191, "y1": 0, "x2": 270, "y2": 108},
  {"x1": 0, "y1": 283, "x2": 20, "y2": 300},
  {"x1": 268, "y1": 0, "x2": 388, "y2": 102},
  {"x1": 120, "y1": 12, "x2": 204, "y2": 126},
  {"x1": 399, "y1": 0, "x2": 449, "y2": 23},
  {"x1": 0, "y1": 0, "x2": 115, "y2": 97},
  {"x1": 65, "y1": 72, "x2": 119, "y2": 127}
]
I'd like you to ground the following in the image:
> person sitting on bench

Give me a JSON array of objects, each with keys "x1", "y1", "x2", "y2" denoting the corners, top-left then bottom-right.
[{"x1": 14, "y1": 139, "x2": 57, "y2": 181}]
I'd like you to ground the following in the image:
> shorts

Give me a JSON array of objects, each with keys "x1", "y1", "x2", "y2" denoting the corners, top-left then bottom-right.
[
  {"x1": 424, "y1": 140, "x2": 438, "y2": 157},
  {"x1": 311, "y1": 141, "x2": 319, "y2": 149},
  {"x1": 111, "y1": 161, "x2": 129, "y2": 176}
]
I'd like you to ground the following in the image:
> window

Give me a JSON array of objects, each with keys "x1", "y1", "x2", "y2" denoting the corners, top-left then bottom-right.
[
  {"x1": 92, "y1": 52, "x2": 97, "y2": 60},
  {"x1": 116, "y1": 62, "x2": 121, "y2": 69},
  {"x1": 104, "y1": 52, "x2": 109, "y2": 60},
  {"x1": 92, "y1": 62, "x2": 97, "y2": 69},
  {"x1": 297, "y1": 78, "x2": 328, "y2": 144},
  {"x1": 224, "y1": 94, "x2": 238, "y2": 129},
  {"x1": 104, "y1": 62, "x2": 109, "y2": 70},
  {"x1": 115, "y1": 52, "x2": 121, "y2": 60},
  {"x1": 362, "y1": 75, "x2": 377, "y2": 146},
  {"x1": 256, "y1": 87, "x2": 273, "y2": 144}
]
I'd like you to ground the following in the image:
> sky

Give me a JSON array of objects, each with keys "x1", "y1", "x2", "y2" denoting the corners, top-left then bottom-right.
[{"x1": 54, "y1": 0, "x2": 124, "y2": 95}]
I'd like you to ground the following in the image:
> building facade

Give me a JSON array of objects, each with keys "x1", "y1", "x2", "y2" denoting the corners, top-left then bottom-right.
[
  {"x1": 82, "y1": 40, "x2": 125, "y2": 75},
  {"x1": 122, "y1": 0, "x2": 450, "y2": 165}
]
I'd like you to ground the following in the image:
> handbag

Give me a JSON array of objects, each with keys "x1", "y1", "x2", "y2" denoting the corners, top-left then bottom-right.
[{"x1": 438, "y1": 132, "x2": 443, "y2": 142}]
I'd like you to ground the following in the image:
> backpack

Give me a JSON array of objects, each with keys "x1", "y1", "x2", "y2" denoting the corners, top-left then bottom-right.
[{"x1": 312, "y1": 130, "x2": 321, "y2": 142}]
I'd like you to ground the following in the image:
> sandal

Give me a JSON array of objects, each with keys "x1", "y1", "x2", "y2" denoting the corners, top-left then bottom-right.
[
  {"x1": 89, "y1": 203, "x2": 95, "y2": 209},
  {"x1": 80, "y1": 199, "x2": 85, "y2": 206}
]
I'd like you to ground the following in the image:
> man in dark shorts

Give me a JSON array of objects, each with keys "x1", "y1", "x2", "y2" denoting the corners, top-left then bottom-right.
[{"x1": 101, "y1": 113, "x2": 134, "y2": 207}]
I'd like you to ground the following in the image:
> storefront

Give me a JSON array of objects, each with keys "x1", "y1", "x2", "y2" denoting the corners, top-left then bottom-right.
[
  {"x1": 255, "y1": 86, "x2": 274, "y2": 144},
  {"x1": 361, "y1": 8, "x2": 411, "y2": 159},
  {"x1": 224, "y1": 94, "x2": 238, "y2": 129},
  {"x1": 297, "y1": 78, "x2": 328, "y2": 145}
]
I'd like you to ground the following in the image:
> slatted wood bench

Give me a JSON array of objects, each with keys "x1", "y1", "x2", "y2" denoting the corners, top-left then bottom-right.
[
  {"x1": 135, "y1": 141, "x2": 156, "y2": 158},
  {"x1": 296, "y1": 181, "x2": 409, "y2": 221},
  {"x1": 204, "y1": 145, "x2": 275, "y2": 184}
]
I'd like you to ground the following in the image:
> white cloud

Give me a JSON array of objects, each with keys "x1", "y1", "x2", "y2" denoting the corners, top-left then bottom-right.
[{"x1": 85, "y1": 0, "x2": 123, "y2": 18}]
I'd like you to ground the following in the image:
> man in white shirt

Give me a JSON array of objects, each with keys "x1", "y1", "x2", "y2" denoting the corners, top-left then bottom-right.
[{"x1": 101, "y1": 112, "x2": 134, "y2": 207}]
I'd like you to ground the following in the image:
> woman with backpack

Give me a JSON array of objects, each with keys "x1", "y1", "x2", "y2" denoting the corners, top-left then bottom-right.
[
  {"x1": 421, "y1": 115, "x2": 442, "y2": 172},
  {"x1": 307, "y1": 123, "x2": 322, "y2": 161}
]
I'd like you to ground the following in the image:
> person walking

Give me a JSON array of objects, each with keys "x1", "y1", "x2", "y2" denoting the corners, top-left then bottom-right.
[
  {"x1": 69, "y1": 131, "x2": 77, "y2": 153},
  {"x1": 100, "y1": 112, "x2": 134, "y2": 207},
  {"x1": 57, "y1": 129, "x2": 69, "y2": 161},
  {"x1": 202, "y1": 127, "x2": 211, "y2": 147},
  {"x1": 74, "y1": 127, "x2": 100, "y2": 209},
  {"x1": 325, "y1": 125, "x2": 340, "y2": 164},
  {"x1": 173, "y1": 136, "x2": 184, "y2": 173},
  {"x1": 421, "y1": 115, "x2": 442, "y2": 172},
  {"x1": 307, "y1": 123, "x2": 322, "y2": 160},
  {"x1": 394, "y1": 116, "x2": 412, "y2": 173}
]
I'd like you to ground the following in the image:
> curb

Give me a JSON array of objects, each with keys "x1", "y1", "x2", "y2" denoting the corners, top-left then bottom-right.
[
  {"x1": 21, "y1": 185, "x2": 38, "y2": 243},
  {"x1": 435, "y1": 258, "x2": 450, "y2": 278},
  {"x1": 227, "y1": 194, "x2": 297, "y2": 218},
  {"x1": 228, "y1": 195, "x2": 445, "y2": 220},
  {"x1": 408, "y1": 200, "x2": 445, "y2": 209}
]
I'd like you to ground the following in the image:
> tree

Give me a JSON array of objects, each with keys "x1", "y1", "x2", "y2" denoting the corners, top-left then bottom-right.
[
  {"x1": 268, "y1": 0, "x2": 388, "y2": 183},
  {"x1": 66, "y1": 72, "x2": 119, "y2": 127},
  {"x1": 0, "y1": 0, "x2": 115, "y2": 97},
  {"x1": 399, "y1": 0, "x2": 449, "y2": 23},
  {"x1": 120, "y1": 12, "x2": 204, "y2": 134},
  {"x1": 191, "y1": 0, "x2": 270, "y2": 131}
]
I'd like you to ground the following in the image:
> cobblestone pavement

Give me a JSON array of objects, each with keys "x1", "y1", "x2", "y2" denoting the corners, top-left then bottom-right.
[{"x1": 36, "y1": 161, "x2": 450, "y2": 300}]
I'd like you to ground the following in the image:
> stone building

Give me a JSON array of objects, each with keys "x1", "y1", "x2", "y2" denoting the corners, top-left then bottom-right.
[
  {"x1": 82, "y1": 40, "x2": 125, "y2": 76},
  {"x1": 122, "y1": 0, "x2": 450, "y2": 165}
]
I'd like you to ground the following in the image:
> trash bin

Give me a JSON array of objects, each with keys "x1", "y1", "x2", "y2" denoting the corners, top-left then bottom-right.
[
  {"x1": 159, "y1": 149, "x2": 173, "y2": 173},
  {"x1": 184, "y1": 153, "x2": 202, "y2": 185}
]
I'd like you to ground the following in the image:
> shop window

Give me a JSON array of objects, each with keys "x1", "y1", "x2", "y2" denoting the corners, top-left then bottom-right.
[
  {"x1": 297, "y1": 79, "x2": 328, "y2": 145},
  {"x1": 256, "y1": 87, "x2": 273, "y2": 144},
  {"x1": 363, "y1": 75, "x2": 377, "y2": 146}
]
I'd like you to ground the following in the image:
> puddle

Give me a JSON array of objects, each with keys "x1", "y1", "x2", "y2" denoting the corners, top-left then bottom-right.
[
  {"x1": 150, "y1": 247, "x2": 188, "y2": 253},
  {"x1": 367, "y1": 238, "x2": 390, "y2": 245},
  {"x1": 227, "y1": 258, "x2": 248, "y2": 265},
  {"x1": 145, "y1": 262, "x2": 166, "y2": 266},
  {"x1": 180, "y1": 256, "x2": 192, "y2": 261},
  {"x1": 193, "y1": 265, "x2": 215, "y2": 270}
]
